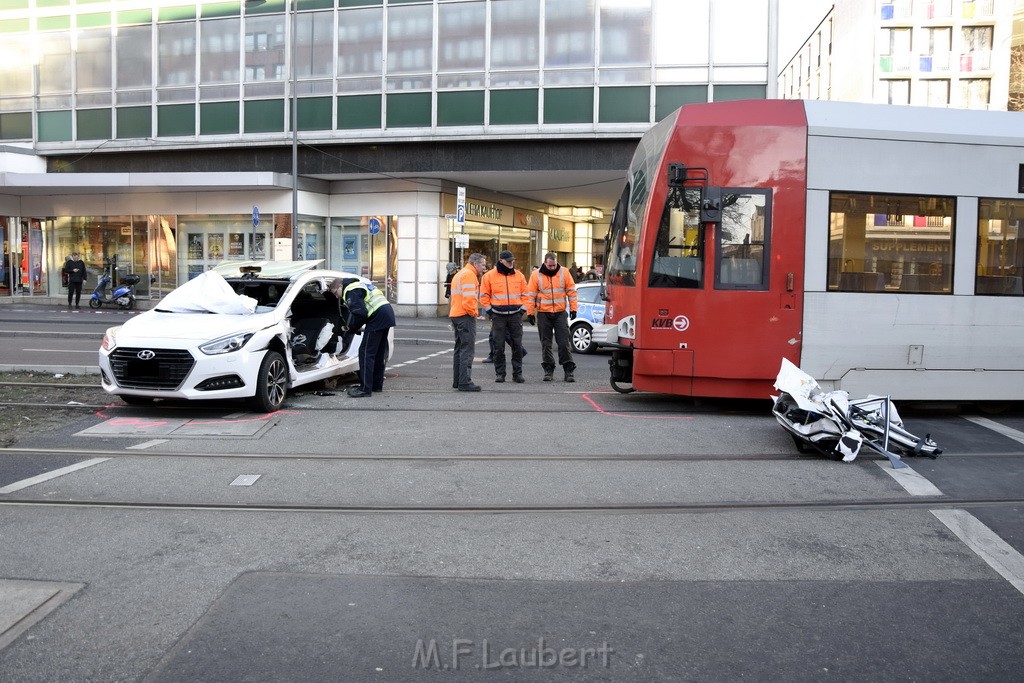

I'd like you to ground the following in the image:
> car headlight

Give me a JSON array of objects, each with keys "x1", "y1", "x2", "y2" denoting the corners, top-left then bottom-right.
[
  {"x1": 200, "y1": 332, "x2": 254, "y2": 355},
  {"x1": 101, "y1": 326, "x2": 121, "y2": 351}
]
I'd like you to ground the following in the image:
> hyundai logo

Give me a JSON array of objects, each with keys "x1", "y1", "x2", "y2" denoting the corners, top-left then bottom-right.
[{"x1": 137, "y1": 350, "x2": 156, "y2": 360}]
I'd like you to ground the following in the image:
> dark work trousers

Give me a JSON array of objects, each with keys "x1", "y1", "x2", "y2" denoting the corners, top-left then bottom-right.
[
  {"x1": 67, "y1": 281, "x2": 83, "y2": 306},
  {"x1": 537, "y1": 310, "x2": 575, "y2": 374},
  {"x1": 451, "y1": 315, "x2": 477, "y2": 388},
  {"x1": 490, "y1": 313, "x2": 525, "y2": 379},
  {"x1": 488, "y1": 321, "x2": 518, "y2": 359},
  {"x1": 356, "y1": 304, "x2": 395, "y2": 394}
]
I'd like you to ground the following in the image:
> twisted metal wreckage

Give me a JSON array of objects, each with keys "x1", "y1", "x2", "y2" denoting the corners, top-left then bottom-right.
[{"x1": 771, "y1": 359, "x2": 942, "y2": 470}]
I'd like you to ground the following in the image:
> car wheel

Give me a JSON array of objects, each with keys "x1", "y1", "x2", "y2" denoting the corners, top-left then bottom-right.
[
  {"x1": 570, "y1": 323, "x2": 595, "y2": 354},
  {"x1": 249, "y1": 350, "x2": 288, "y2": 413}
]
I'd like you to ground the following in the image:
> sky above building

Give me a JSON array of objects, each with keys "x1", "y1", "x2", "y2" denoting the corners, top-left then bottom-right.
[{"x1": 778, "y1": 0, "x2": 833, "y2": 63}]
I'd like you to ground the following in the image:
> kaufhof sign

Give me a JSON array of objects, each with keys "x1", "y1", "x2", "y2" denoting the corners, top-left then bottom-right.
[
  {"x1": 547, "y1": 218, "x2": 573, "y2": 252},
  {"x1": 441, "y1": 194, "x2": 543, "y2": 230}
]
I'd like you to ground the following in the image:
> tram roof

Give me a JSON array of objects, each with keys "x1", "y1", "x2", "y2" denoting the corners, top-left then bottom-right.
[{"x1": 801, "y1": 100, "x2": 1024, "y2": 148}]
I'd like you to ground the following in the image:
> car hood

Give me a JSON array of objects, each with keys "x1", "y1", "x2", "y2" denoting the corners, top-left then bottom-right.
[{"x1": 115, "y1": 310, "x2": 280, "y2": 344}]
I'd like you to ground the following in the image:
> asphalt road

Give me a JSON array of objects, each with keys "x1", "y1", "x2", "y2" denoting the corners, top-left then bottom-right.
[{"x1": 1, "y1": 302, "x2": 1023, "y2": 681}]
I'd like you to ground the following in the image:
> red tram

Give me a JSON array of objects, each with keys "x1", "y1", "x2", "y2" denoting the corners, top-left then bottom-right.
[{"x1": 600, "y1": 99, "x2": 1024, "y2": 401}]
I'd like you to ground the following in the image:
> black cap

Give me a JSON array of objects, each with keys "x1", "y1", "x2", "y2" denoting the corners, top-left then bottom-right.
[{"x1": 499, "y1": 250, "x2": 514, "y2": 261}]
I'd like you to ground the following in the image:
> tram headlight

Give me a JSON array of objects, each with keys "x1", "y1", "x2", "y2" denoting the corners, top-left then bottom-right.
[{"x1": 101, "y1": 326, "x2": 121, "y2": 352}]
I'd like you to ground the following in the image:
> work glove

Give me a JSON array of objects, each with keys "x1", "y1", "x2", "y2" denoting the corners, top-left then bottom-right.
[
  {"x1": 569, "y1": 310, "x2": 577, "y2": 320},
  {"x1": 526, "y1": 314, "x2": 536, "y2": 326}
]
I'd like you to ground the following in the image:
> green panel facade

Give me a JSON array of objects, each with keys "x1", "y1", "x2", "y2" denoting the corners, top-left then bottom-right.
[
  {"x1": 245, "y1": 0, "x2": 285, "y2": 14},
  {"x1": 296, "y1": 0, "x2": 334, "y2": 10},
  {"x1": 386, "y1": 93, "x2": 431, "y2": 128},
  {"x1": 77, "y1": 12, "x2": 110, "y2": 28},
  {"x1": 712, "y1": 84, "x2": 767, "y2": 102},
  {"x1": 0, "y1": 18, "x2": 29, "y2": 32},
  {"x1": 543, "y1": 88, "x2": 593, "y2": 124},
  {"x1": 117, "y1": 106, "x2": 152, "y2": 139},
  {"x1": 297, "y1": 97, "x2": 332, "y2": 131},
  {"x1": 655, "y1": 85, "x2": 708, "y2": 120},
  {"x1": 77, "y1": 108, "x2": 111, "y2": 140},
  {"x1": 158, "y1": 5, "x2": 196, "y2": 21},
  {"x1": 37, "y1": 110, "x2": 72, "y2": 142},
  {"x1": 437, "y1": 91, "x2": 484, "y2": 126},
  {"x1": 157, "y1": 104, "x2": 195, "y2": 136},
  {"x1": 200, "y1": 101, "x2": 240, "y2": 135},
  {"x1": 201, "y1": 2, "x2": 241, "y2": 19},
  {"x1": 0, "y1": 0, "x2": 30, "y2": 10},
  {"x1": 339, "y1": 0, "x2": 381, "y2": 7},
  {"x1": 0, "y1": 112, "x2": 31, "y2": 140},
  {"x1": 117, "y1": 9, "x2": 152, "y2": 25},
  {"x1": 37, "y1": 15, "x2": 71, "y2": 30},
  {"x1": 598, "y1": 86, "x2": 649, "y2": 123},
  {"x1": 245, "y1": 99, "x2": 284, "y2": 133},
  {"x1": 337, "y1": 94, "x2": 381, "y2": 129},
  {"x1": 489, "y1": 89, "x2": 539, "y2": 125}
]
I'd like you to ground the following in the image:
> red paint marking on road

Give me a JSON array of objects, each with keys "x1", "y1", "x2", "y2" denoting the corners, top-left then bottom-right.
[{"x1": 580, "y1": 392, "x2": 695, "y2": 419}]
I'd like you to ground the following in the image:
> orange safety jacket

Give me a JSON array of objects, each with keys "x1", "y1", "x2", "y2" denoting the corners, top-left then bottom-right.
[
  {"x1": 480, "y1": 267, "x2": 529, "y2": 316},
  {"x1": 448, "y1": 263, "x2": 480, "y2": 318},
  {"x1": 525, "y1": 266, "x2": 578, "y2": 315}
]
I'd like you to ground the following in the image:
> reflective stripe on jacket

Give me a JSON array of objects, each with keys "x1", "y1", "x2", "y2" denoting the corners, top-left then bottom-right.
[
  {"x1": 480, "y1": 268, "x2": 529, "y2": 315},
  {"x1": 525, "y1": 266, "x2": 578, "y2": 314},
  {"x1": 448, "y1": 264, "x2": 480, "y2": 318},
  {"x1": 343, "y1": 281, "x2": 388, "y2": 318}
]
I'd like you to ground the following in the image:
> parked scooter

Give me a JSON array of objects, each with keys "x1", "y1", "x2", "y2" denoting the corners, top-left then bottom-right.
[{"x1": 89, "y1": 273, "x2": 140, "y2": 310}]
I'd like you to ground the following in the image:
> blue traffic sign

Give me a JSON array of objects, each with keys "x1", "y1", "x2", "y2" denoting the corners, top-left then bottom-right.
[
  {"x1": 456, "y1": 205, "x2": 465, "y2": 223},
  {"x1": 252, "y1": 206, "x2": 260, "y2": 227},
  {"x1": 368, "y1": 217, "x2": 381, "y2": 235}
]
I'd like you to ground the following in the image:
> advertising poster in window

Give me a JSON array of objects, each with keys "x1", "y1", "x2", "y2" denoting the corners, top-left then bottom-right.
[
  {"x1": 187, "y1": 233, "x2": 203, "y2": 260},
  {"x1": 250, "y1": 233, "x2": 266, "y2": 259},
  {"x1": 343, "y1": 235, "x2": 357, "y2": 260},
  {"x1": 228, "y1": 232, "x2": 245, "y2": 259},
  {"x1": 187, "y1": 264, "x2": 204, "y2": 280},
  {"x1": 208, "y1": 233, "x2": 224, "y2": 261},
  {"x1": 304, "y1": 234, "x2": 318, "y2": 260}
]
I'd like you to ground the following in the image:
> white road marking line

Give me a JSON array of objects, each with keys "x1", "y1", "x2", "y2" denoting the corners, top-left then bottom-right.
[
  {"x1": 0, "y1": 458, "x2": 110, "y2": 494},
  {"x1": 21, "y1": 349, "x2": 96, "y2": 353},
  {"x1": 126, "y1": 439, "x2": 168, "y2": 450},
  {"x1": 876, "y1": 461, "x2": 943, "y2": 496},
  {"x1": 230, "y1": 474, "x2": 262, "y2": 486},
  {"x1": 963, "y1": 416, "x2": 1024, "y2": 446},
  {"x1": 932, "y1": 509, "x2": 1024, "y2": 597}
]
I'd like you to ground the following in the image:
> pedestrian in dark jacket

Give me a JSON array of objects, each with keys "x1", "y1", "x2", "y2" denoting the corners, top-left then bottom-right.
[{"x1": 62, "y1": 251, "x2": 87, "y2": 309}]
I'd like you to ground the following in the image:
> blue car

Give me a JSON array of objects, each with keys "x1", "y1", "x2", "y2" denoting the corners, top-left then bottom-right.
[{"x1": 570, "y1": 282, "x2": 606, "y2": 354}]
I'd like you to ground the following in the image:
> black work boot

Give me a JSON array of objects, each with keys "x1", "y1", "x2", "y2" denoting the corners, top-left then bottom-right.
[{"x1": 564, "y1": 368, "x2": 575, "y2": 383}]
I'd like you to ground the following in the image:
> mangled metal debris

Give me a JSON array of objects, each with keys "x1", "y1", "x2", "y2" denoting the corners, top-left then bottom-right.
[{"x1": 772, "y1": 359, "x2": 941, "y2": 469}]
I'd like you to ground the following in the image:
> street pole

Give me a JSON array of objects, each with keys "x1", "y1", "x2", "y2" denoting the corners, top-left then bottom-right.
[{"x1": 289, "y1": 0, "x2": 299, "y2": 261}]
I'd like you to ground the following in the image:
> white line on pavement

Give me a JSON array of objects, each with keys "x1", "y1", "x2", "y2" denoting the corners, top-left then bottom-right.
[
  {"x1": 932, "y1": 509, "x2": 1024, "y2": 597},
  {"x1": 962, "y1": 416, "x2": 1024, "y2": 446},
  {"x1": 0, "y1": 457, "x2": 110, "y2": 494},
  {"x1": 876, "y1": 461, "x2": 944, "y2": 496},
  {"x1": 126, "y1": 439, "x2": 168, "y2": 450}
]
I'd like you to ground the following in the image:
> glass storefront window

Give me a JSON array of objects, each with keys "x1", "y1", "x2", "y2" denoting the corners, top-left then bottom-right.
[
  {"x1": 296, "y1": 217, "x2": 326, "y2": 261},
  {"x1": 976, "y1": 198, "x2": 1024, "y2": 296},
  {"x1": 828, "y1": 192, "x2": 954, "y2": 293},
  {"x1": 179, "y1": 214, "x2": 269, "y2": 282}
]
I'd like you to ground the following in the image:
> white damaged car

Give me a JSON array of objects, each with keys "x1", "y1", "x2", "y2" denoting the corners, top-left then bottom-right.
[{"x1": 98, "y1": 260, "x2": 392, "y2": 412}]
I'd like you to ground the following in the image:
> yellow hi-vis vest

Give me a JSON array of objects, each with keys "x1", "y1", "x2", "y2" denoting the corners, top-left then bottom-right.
[{"x1": 343, "y1": 281, "x2": 387, "y2": 317}]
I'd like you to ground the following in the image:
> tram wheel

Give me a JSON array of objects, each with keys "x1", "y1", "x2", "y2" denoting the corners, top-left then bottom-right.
[{"x1": 610, "y1": 378, "x2": 634, "y2": 394}]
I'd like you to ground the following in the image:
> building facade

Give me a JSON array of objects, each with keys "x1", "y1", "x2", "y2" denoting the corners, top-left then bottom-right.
[
  {"x1": 0, "y1": 0, "x2": 778, "y2": 315},
  {"x1": 779, "y1": 0, "x2": 1024, "y2": 111}
]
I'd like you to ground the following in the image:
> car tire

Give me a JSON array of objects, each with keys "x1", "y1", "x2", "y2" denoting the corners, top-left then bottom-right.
[
  {"x1": 570, "y1": 323, "x2": 595, "y2": 354},
  {"x1": 248, "y1": 350, "x2": 288, "y2": 413}
]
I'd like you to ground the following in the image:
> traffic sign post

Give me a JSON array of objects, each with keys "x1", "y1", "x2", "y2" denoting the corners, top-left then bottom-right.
[{"x1": 251, "y1": 206, "x2": 259, "y2": 260}]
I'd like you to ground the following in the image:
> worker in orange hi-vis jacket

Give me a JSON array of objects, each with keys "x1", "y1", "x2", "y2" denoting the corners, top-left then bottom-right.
[
  {"x1": 448, "y1": 253, "x2": 487, "y2": 392},
  {"x1": 524, "y1": 251, "x2": 579, "y2": 382}
]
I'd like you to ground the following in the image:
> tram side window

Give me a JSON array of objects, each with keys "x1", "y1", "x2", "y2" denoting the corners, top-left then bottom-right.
[
  {"x1": 828, "y1": 192, "x2": 954, "y2": 294},
  {"x1": 649, "y1": 187, "x2": 702, "y2": 288},
  {"x1": 976, "y1": 198, "x2": 1024, "y2": 296},
  {"x1": 715, "y1": 190, "x2": 770, "y2": 291},
  {"x1": 606, "y1": 184, "x2": 637, "y2": 286}
]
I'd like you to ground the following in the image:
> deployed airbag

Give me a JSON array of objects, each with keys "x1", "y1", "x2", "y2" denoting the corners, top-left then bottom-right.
[{"x1": 157, "y1": 271, "x2": 257, "y2": 315}]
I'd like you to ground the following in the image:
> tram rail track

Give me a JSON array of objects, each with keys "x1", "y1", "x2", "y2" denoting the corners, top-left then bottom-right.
[{"x1": 1, "y1": 494, "x2": 1023, "y2": 514}]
